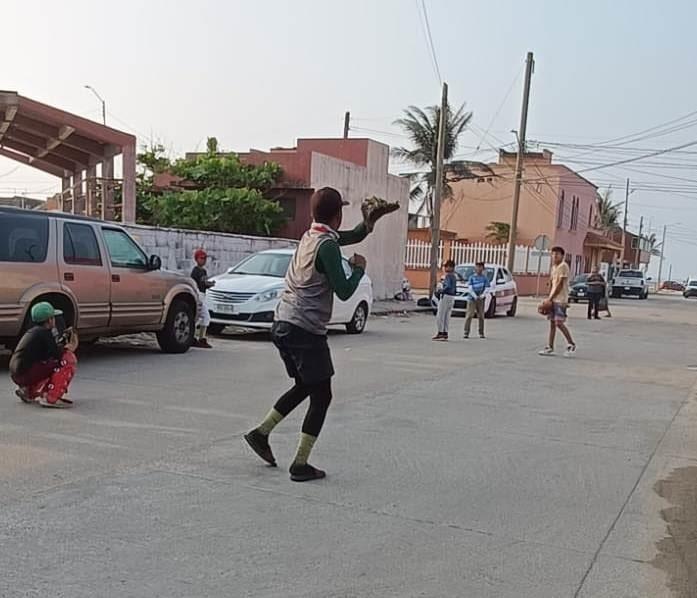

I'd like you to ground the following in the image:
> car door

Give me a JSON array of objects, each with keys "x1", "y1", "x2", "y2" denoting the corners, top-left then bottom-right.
[
  {"x1": 101, "y1": 227, "x2": 165, "y2": 328},
  {"x1": 330, "y1": 258, "x2": 356, "y2": 324},
  {"x1": 494, "y1": 267, "x2": 507, "y2": 312},
  {"x1": 501, "y1": 268, "x2": 515, "y2": 310},
  {"x1": 58, "y1": 221, "x2": 111, "y2": 330}
]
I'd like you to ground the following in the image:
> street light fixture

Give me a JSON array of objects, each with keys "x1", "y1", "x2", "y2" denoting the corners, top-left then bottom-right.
[{"x1": 84, "y1": 85, "x2": 106, "y2": 125}]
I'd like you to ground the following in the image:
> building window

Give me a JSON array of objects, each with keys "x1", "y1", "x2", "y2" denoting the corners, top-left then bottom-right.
[
  {"x1": 277, "y1": 196, "x2": 297, "y2": 220},
  {"x1": 557, "y1": 191, "x2": 565, "y2": 229},
  {"x1": 588, "y1": 204, "x2": 594, "y2": 228},
  {"x1": 569, "y1": 196, "x2": 579, "y2": 231}
]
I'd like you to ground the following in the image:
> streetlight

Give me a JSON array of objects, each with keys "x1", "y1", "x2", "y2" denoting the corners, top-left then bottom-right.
[{"x1": 84, "y1": 85, "x2": 106, "y2": 125}]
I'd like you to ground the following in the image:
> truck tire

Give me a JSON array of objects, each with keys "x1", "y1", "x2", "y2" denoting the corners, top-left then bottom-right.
[{"x1": 157, "y1": 299, "x2": 194, "y2": 353}]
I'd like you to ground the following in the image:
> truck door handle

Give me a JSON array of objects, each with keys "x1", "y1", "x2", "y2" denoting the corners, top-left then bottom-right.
[
  {"x1": 112, "y1": 274, "x2": 121, "y2": 282},
  {"x1": 64, "y1": 272, "x2": 74, "y2": 281}
]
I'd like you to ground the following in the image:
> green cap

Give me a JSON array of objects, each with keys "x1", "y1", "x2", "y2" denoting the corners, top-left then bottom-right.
[{"x1": 31, "y1": 301, "x2": 62, "y2": 323}]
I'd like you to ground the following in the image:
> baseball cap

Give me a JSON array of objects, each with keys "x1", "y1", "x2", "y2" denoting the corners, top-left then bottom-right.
[
  {"x1": 311, "y1": 187, "x2": 349, "y2": 224},
  {"x1": 31, "y1": 301, "x2": 62, "y2": 323}
]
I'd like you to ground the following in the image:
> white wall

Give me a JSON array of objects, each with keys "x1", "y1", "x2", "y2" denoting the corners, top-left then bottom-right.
[
  {"x1": 123, "y1": 223, "x2": 297, "y2": 277},
  {"x1": 309, "y1": 141, "x2": 409, "y2": 299}
]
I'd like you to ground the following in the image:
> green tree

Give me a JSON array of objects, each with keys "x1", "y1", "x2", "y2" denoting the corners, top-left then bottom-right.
[
  {"x1": 596, "y1": 188, "x2": 621, "y2": 230},
  {"x1": 486, "y1": 221, "x2": 510, "y2": 244},
  {"x1": 392, "y1": 102, "x2": 491, "y2": 220}
]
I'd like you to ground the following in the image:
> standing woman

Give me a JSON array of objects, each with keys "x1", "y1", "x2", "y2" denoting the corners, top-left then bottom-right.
[{"x1": 586, "y1": 265, "x2": 606, "y2": 320}]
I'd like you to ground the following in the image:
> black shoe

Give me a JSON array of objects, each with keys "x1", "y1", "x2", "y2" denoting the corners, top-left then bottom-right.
[
  {"x1": 244, "y1": 429, "x2": 277, "y2": 466},
  {"x1": 479, "y1": 335, "x2": 486, "y2": 339},
  {"x1": 15, "y1": 388, "x2": 34, "y2": 404},
  {"x1": 289, "y1": 462, "x2": 326, "y2": 482}
]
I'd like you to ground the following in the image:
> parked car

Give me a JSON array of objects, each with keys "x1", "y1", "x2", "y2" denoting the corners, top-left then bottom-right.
[
  {"x1": 430, "y1": 263, "x2": 518, "y2": 318},
  {"x1": 611, "y1": 269, "x2": 649, "y2": 299},
  {"x1": 661, "y1": 280, "x2": 685, "y2": 292},
  {"x1": 0, "y1": 207, "x2": 199, "y2": 352},
  {"x1": 206, "y1": 249, "x2": 373, "y2": 334},
  {"x1": 569, "y1": 274, "x2": 590, "y2": 303},
  {"x1": 684, "y1": 279, "x2": 697, "y2": 298}
]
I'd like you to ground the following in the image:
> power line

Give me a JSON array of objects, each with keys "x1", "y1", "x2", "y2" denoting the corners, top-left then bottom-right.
[
  {"x1": 415, "y1": 0, "x2": 442, "y2": 86},
  {"x1": 475, "y1": 64, "x2": 524, "y2": 151},
  {"x1": 571, "y1": 139, "x2": 697, "y2": 174}
]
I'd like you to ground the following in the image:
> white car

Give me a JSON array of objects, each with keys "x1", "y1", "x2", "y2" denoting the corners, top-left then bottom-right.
[
  {"x1": 206, "y1": 248, "x2": 373, "y2": 334},
  {"x1": 431, "y1": 263, "x2": 518, "y2": 318}
]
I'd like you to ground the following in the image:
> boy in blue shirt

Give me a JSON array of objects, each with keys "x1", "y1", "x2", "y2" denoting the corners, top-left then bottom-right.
[
  {"x1": 433, "y1": 260, "x2": 457, "y2": 341},
  {"x1": 464, "y1": 261, "x2": 490, "y2": 339}
]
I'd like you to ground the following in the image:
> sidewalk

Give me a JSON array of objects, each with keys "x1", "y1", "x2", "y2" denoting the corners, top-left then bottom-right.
[{"x1": 371, "y1": 298, "x2": 432, "y2": 316}]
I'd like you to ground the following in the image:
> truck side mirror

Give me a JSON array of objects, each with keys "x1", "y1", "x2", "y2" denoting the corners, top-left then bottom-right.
[{"x1": 148, "y1": 255, "x2": 162, "y2": 270}]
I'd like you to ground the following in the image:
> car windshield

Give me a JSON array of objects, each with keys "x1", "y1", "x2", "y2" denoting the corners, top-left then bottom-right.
[
  {"x1": 618, "y1": 270, "x2": 643, "y2": 278},
  {"x1": 229, "y1": 252, "x2": 292, "y2": 277},
  {"x1": 690, "y1": 281, "x2": 697, "y2": 287},
  {"x1": 572, "y1": 275, "x2": 589, "y2": 284},
  {"x1": 455, "y1": 265, "x2": 495, "y2": 282}
]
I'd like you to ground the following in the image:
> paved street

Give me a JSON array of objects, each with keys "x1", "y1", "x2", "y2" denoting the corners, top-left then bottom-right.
[{"x1": 1, "y1": 295, "x2": 696, "y2": 597}]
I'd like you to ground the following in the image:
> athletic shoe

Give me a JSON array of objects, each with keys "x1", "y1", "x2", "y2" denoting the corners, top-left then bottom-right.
[
  {"x1": 564, "y1": 344, "x2": 577, "y2": 358},
  {"x1": 463, "y1": 333, "x2": 469, "y2": 339},
  {"x1": 289, "y1": 462, "x2": 326, "y2": 482},
  {"x1": 479, "y1": 334, "x2": 486, "y2": 339},
  {"x1": 538, "y1": 346, "x2": 554, "y2": 356},
  {"x1": 15, "y1": 388, "x2": 34, "y2": 404},
  {"x1": 244, "y1": 429, "x2": 277, "y2": 466},
  {"x1": 197, "y1": 339, "x2": 213, "y2": 349},
  {"x1": 432, "y1": 333, "x2": 447, "y2": 341},
  {"x1": 36, "y1": 396, "x2": 67, "y2": 408}
]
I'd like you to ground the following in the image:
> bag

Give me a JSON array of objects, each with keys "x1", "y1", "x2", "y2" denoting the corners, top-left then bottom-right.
[
  {"x1": 599, "y1": 296, "x2": 608, "y2": 311},
  {"x1": 538, "y1": 299, "x2": 554, "y2": 316}
]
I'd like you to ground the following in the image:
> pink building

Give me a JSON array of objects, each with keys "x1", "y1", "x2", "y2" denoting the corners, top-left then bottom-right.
[{"x1": 440, "y1": 150, "x2": 621, "y2": 275}]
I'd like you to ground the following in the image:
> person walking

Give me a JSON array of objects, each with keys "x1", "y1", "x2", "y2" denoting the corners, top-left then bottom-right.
[
  {"x1": 244, "y1": 188, "x2": 398, "y2": 482},
  {"x1": 433, "y1": 260, "x2": 457, "y2": 341},
  {"x1": 464, "y1": 261, "x2": 490, "y2": 339},
  {"x1": 191, "y1": 249, "x2": 215, "y2": 348},
  {"x1": 586, "y1": 265, "x2": 606, "y2": 320},
  {"x1": 539, "y1": 247, "x2": 577, "y2": 357}
]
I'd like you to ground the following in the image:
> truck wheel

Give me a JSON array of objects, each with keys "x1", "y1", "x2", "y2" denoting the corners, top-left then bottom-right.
[{"x1": 157, "y1": 299, "x2": 194, "y2": 353}]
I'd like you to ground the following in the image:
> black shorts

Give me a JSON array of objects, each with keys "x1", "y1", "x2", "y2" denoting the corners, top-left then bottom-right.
[{"x1": 271, "y1": 321, "x2": 334, "y2": 385}]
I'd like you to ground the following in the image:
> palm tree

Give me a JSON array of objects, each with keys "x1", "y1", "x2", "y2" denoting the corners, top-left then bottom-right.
[
  {"x1": 486, "y1": 221, "x2": 510, "y2": 244},
  {"x1": 393, "y1": 103, "x2": 490, "y2": 221},
  {"x1": 596, "y1": 188, "x2": 622, "y2": 230}
]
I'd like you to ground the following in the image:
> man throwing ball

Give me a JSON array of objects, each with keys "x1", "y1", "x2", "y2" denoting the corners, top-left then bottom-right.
[{"x1": 244, "y1": 187, "x2": 399, "y2": 482}]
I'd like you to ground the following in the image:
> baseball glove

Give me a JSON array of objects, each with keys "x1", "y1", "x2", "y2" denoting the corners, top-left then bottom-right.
[
  {"x1": 361, "y1": 196, "x2": 400, "y2": 231},
  {"x1": 538, "y1": 299, "x2": 554, "y2": 316}
]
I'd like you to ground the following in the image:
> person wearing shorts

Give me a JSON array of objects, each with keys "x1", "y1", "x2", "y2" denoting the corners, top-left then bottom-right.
[
  {"x1": 539, "y1": 246, "x2": 577, "y2": 358},
  {"x1": 243, "y1": 187, "x2": 398, "y2": 482}
]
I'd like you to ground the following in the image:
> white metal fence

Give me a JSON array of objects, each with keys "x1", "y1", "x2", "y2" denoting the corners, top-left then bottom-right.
[{"x1": 405, "y1": 240, "x2": 551, "y2": 275}]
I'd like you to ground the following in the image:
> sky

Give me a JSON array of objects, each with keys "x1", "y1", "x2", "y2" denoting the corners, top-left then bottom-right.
[{"x1": 3, "y1": 0, "x2": 697, "y2": 278}]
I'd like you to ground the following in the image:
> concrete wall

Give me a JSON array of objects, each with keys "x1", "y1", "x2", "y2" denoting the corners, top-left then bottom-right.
[
  {"x1": 309, "y1": 141, "x2": 409, "y2": 299},
  {"x1": 123, "y1": 224, "x2": 297, "y2": 277}
]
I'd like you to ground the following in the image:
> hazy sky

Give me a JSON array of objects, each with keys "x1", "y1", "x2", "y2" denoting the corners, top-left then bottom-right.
[{"x1": 3, "y1": 0, "x2": 697, "y2": 278}]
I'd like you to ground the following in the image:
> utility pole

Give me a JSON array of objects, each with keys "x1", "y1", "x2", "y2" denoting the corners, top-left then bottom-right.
[
  {"x1": 428, "y1": 82, "x2": 448, "y2": 294},
  {"x1": 668, "y1": 263, "x2": 672, "y2": 282},
  {"x1": 657, "y1": 224, "x2": 667, "y2": 287},
  {"x1": 506, "y1": 51, "x2": 535, "y2": 272},
  {"x1": 84, "y1": 85, "x2": 106, "y2": 125},
  {"x1": 343, "y1": 111, "x2": 350, "y2": 139},
  {"x1": 620, "y1": 178, "x2": 630, "y2": 267},
  {"x1": 636, "y1": 215, "x2": 643, "y2": 269}
]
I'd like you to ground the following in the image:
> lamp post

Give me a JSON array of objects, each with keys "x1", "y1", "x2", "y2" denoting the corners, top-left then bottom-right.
[{"x1": 84, "y1": 85, "x2": 106, "y2": 125}]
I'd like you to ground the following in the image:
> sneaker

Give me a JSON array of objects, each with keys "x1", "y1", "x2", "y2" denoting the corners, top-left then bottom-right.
[
  {"x1": 289, "y1": 462, "x2": 326, "y2": 482},
  {"x1": 538, "y1": 346, "x2": 554, "y2": 356},
  {"x1": 564, "y1": 344, "x2": 577, "y2": 358},
  {"x1": 432, "y1": 333, "x2": 447, "y2": 342},
  {"x1": 244, "y1": 429, "x2": 277, "y2": 466},
  {"x1": 463, "y1": 333, "x2": 469, "y2": 339},
  {"x1": 197, "y1": 339, "x2": 213, "y2": 349},
  {"x1": 479, "y1": 334, "x2": 486, "y2": 339},
  {"x1": 191, "y1": 339, "x2": 202, "y2": 348},
  {"x1": 15, "y1": 388, "x2": 34, "y2": 404},
  {"x1": 37, "y1": 396, "x2": 67, "y2": 408}
]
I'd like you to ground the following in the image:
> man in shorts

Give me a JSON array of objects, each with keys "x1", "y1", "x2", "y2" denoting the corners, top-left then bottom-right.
[
  {"x1": 539, "y1": 246, "x2": 577, "y2": 357},
  {"x1": 244, "y1": 188, "x2": 398, "y2": 482}
]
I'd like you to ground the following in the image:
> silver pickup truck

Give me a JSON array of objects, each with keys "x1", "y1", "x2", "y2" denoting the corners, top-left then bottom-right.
[
  {"x1": 611, "y1": 269, "x2": 649, "y2": 299},
  {"x1": 0, "y1": 207, "x2": 199, "y2": 352}
]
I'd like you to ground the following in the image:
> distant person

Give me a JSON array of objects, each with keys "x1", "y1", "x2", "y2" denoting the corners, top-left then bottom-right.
[
  {"x1": 9, "y1": 302, "x2": 79, "y2": 408},
  {"x1": 539, "y1": 247, "x2": 577, "y2": 357},
  {"x1": 586, "y1": 266, "x2": 606, "y2": 320},
  {"x1": 464, "y1": 261, "x2": 490, "y2": 339},
  {"x1": 191, "y1": 248, "x2": 215, "y2": 348},
  {"x1": 433, "y1": 260, "x2": 457, "y2": 341},
  {"x1": 244, "y1": 188, "x2": 398, "y2": 482}
]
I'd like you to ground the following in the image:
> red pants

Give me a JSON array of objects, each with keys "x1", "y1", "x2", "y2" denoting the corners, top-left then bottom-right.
[{"x1": 11, "y1": 350, "x2": 77, "y2": 404}]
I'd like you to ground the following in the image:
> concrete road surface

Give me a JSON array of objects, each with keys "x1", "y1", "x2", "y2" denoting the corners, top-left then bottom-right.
[{"x1": 1, "y1": 295, "x2": 697, "y2": 597}]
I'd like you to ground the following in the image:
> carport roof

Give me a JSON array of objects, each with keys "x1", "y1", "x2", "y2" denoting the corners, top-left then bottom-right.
[{"x1": 0, "y1": 90, "x2": 135, "y2": 178}]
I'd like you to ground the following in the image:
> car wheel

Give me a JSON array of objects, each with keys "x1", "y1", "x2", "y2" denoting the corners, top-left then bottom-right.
[
  {"x1": 506, "y1": 296, "x2": 518, "y2": 317},
  {"x1": 346, "y1": 302, "x2": 368, "y2": 334},
  {"x1": 157, "y1": 299, "x2": 194, "y2": 353},
  {"x1": 485, "y1": 297, "x2": 497, "y2": 319},
  {"x1": 208, "y1": 323, "x2": 226, "y2": 336}
]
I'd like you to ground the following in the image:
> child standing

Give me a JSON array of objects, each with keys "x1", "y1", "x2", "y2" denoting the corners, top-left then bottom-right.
[
  {"x1": 433, "y1": 260, "x2": 457, "y2": 341},
  {"x1": 191, "y1": 248, "x2": 215, "y2": 348},
  {"x1": 10, "y1": 301, "x2": 79, "y2": 408},
  {"x1": 464, "y1": 261, "x2": 490, "y2": 339}
]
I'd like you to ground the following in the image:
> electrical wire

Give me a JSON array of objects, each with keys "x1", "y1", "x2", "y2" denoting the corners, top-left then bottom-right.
[{"x1": 415, "y1": 0, "x2": 442, "y2": 86}]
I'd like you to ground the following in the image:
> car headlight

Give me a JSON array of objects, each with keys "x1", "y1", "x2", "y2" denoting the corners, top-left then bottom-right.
[{"x1": 254, "y1": 289, "x2": 280, "y2": 302}]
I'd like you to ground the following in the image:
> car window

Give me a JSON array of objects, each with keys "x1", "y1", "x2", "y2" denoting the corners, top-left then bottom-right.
[
  {"x1": 341, "y1": 259, "x2": 352, "y2": 278},
  {"x1": 618, "y1": 270, "x2": 643, "y2": 278},
  {"x1": 102, "y1": 228, "x2": 147, "y2": 268},
  {"x1": 229, "y1": 252, "x2": 292, "y2": 277},
  {"x1": 496, "y1": 269, "x2": 505, "y2": 283},
  {"x1": 63, "y1": 222, "x2": 102, "y2": 266},
  {"x1": 572, "y1": 274, "x2": 589, "y2": 285},
  {"x1": 690, "y1": 280, "x2": 697, "y2": 287},
  {"x1": 0, "y1": 213, "x2": 49, "y2": 263},
  {"x1": 503, "y1": 268, "x2": 513, "y2": 282},
  {"x1": 455, "y1": 265, "x2": 495, "y2": 282}
]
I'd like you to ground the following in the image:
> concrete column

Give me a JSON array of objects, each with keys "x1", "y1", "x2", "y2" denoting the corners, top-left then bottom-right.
[
  {"x1": 72, "y1": 170, "x2": 83, "y2": 215},
  {"x1": 86, "y1": 163, "x2": 97, "y2": 217},
  {"x1": 121, "y1": 141, "x2": 136, "y2": 224},
  {"x1": 102, "y1": 156, "x2": 114, "y2": 221},
  {"x1": 61, "y1": 176, "x2": 71, "y2": 212}
]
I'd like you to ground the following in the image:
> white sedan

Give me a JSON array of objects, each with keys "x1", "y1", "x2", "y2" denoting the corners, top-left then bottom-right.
[
  {"x1": 206, "y1": 249, "x2": 373, "y2": 334},
  {"x1": 431, "y1": 263, "x2": 518, "y2": 318}
]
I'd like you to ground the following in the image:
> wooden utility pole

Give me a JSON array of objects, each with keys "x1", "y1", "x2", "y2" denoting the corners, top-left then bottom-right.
[
  {"x1": 636, "y1": 215, "x2": 643, "y2": 268},
  {"x1": 343, "y1": 111, "x2": 350, "y2": 139},
  {"x1": 506, "y1": 51, "x2": 535, "y2": 272},
  {"x1": 428, "y1": 82, "x2": 448, "y2": 294},
  {"x1": 657, "y1": 224, "x2": 667, "y2": 287},
  {"x1": 620, "y1": 178, "x2": 630, "y2": 267}
]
